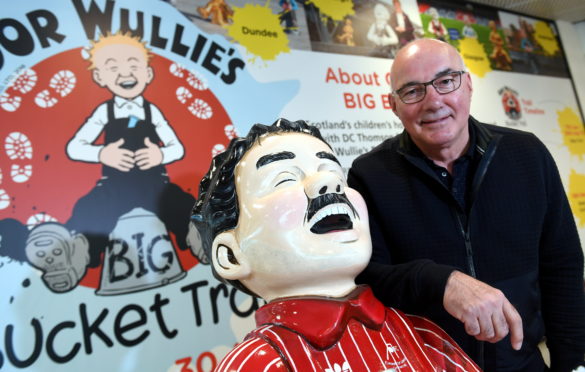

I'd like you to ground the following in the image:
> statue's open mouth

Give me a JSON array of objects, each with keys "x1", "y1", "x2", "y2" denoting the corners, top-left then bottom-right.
[{"x1": 309, "y1": 204, "x2": 354, "y2": 234}]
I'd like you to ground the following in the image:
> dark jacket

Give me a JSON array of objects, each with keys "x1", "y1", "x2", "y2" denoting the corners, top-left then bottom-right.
[{"x1": 349, "y1": 117, "x2": 585, "y2": 371}]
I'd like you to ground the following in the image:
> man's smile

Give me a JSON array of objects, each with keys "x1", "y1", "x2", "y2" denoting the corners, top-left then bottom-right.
[{"x1": 420, "y1": 113, "x2": 452, "y2": 125}]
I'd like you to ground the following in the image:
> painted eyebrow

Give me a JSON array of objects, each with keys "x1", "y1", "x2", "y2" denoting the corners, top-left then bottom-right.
[
  {"x1": 316, "y1": 151, "x2": 341, "y2": 166},
  {"x1": 104, "y1": 58, "x2": 117, "y2": 65},
  {"x1": 398, "y1": 68, "x2": 458, "y2": 90},
  {"x1": 256, "y1": 151, "x2": 295, "y2": 169},
  {"x1": 128, "y1": 57, "x2": 140, "y2": 63}
]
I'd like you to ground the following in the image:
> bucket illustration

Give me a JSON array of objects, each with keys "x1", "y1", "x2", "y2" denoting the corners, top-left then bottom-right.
[{"x1": 96, "y1": 207, "x2": 186, "y2": 295}]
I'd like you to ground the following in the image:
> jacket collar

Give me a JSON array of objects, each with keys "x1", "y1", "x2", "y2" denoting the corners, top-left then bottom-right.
[
  {"x1": 255, "y1": 286, "x2": 386, "y2": 350},
  {"x1": 470, "y1": 116, "x2": 495, "y2": 155},
  {"x1": 395, "y1": 116, "x2": 501, "y2": 204}
]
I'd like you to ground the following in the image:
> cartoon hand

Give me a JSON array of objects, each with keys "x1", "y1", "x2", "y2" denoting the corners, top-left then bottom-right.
[
  {"x1": 98, "y1": 138, "x2": 135, "y2": 171},
  {"x1": 135, "y1": 137, "x2": 163, "y2": 170}
]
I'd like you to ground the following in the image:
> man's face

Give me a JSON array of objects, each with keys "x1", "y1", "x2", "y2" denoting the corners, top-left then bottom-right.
[
  {"x1": 92, "y1": 43, "x2": 153, "y2": 99},
  {"x1": 232, "y1": 133, "x2": 371, "y2": 296},
  {"x1": 390, "y1": 41, "x2": 473, "y2": 153}
]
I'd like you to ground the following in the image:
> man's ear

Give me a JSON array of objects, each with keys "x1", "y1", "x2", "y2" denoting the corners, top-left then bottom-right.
[
  {"x1": 465, "y1": 70, "x2": 473, "y2": 95},
  {"x1": 389, "y1": 93, "x2": 398, "y2": 116},
  {"x1": 211, "y1": 231, "x2": 251, "y2": 281}
]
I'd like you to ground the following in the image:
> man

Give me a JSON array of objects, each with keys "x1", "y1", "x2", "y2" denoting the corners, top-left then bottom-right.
[
  {"x1": 191, "y1": 118, "x2": 480, "y2": 371},
  {"x1": 348, "y1": 38, "x2": 585, "y2": 371}
]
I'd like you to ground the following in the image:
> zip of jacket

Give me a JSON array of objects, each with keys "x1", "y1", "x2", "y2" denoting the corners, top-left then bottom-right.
[{"x1": 397, "y1": 117, "x2": 502, "y2": 369}]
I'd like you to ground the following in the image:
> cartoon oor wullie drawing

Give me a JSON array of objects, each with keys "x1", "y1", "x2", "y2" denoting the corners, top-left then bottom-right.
[{"x1": 25, "y1": 31, "x2": 198, "y2": 295}]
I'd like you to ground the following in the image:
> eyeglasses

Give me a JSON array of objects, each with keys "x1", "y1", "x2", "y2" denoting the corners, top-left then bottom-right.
[{"x1": 392, "y1": 70, "x2": 466, "y2": 104}]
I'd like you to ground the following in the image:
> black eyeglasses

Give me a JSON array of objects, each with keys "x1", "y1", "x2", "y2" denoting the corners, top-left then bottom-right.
[{"x1": 392, "y1": 70, "x2": 466, "y2": 104}]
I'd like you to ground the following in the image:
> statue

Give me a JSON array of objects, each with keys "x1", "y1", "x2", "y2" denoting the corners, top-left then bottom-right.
[
  {"x1": 197, "y1": 0, "x2": 234, "y2": 27},
  {"x1": 336, "y1": 18, "x2": 356, "y2": 47},
  {"x1": 367, "y1": 3, "x2": 399, "y2": 58},
  {"x1": 488, "y1": 21, "x2": 512, "y2": 71},
  {"x1": 427, "y1": 7, "x2": 448, "y2": 42},
  {"x1": 191, "y1": 118, "x2": 481, "y2": 371}
]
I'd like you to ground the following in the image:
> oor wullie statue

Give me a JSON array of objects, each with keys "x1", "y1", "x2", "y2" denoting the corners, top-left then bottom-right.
[{"x1": 191, "y1": 119, "x2": 481, "y2": 372}]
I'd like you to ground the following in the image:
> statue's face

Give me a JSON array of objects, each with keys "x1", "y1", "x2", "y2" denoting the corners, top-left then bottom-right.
[{"x1": 231, "y1": 132, "x2": 371, "y2": 298}]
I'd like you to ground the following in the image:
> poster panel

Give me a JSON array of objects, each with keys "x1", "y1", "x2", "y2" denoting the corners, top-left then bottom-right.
[
  {"x1": 0, "y1": 1, "x2": 289, "y2": 370},
  {"x1": 0, "y1": 1, "x2": 584, "y2": 371}
]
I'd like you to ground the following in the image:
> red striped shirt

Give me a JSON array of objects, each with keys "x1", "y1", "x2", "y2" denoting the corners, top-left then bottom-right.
[{"x1": 217, "y1": 286, "x2": 481, "y2": 372}]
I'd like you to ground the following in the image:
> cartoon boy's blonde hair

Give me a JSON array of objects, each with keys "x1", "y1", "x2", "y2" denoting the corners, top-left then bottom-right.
[{"x1": 87, "y1": 31, "x2": 152, "y2": 70}]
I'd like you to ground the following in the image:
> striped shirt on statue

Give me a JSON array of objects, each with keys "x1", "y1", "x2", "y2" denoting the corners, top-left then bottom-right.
[{"x1": 217, "y1": 286, "x2": 481, "y2": 372}]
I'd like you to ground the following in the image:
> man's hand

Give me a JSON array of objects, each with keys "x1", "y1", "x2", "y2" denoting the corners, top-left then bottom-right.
[
  {"x1": 98, "y1": 138, "x2": 135, "y2": 171},
  {"x1": 135, "y1": 137, "x2": 163, "y2": 170},
  {"x1": 443, "y1": 271, "x2": 523, "y2": 350}
]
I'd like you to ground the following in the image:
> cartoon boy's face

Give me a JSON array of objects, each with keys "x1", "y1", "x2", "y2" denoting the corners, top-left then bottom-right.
[
  {"x1": 92, "y1": 43, "x2": 153, "y2": 99},
  {"x1": 211, "y1": 133, "x2": 372, "y2": 301}
]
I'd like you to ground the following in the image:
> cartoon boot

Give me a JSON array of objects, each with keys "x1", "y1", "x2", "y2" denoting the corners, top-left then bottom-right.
[{"x1": 25, "y1": 223, "x2": 90, "y2": 293}]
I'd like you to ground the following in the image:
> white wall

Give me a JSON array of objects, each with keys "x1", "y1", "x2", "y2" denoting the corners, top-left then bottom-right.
[{"x1": 557, "y1": 20, "x2": 585, "y2": 120}]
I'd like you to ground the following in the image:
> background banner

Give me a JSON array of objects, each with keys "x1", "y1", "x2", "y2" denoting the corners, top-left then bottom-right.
[{"x1": 0, "y1": 0, "x2": 583, "y2": 371}]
